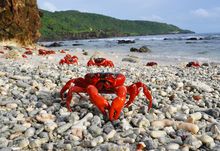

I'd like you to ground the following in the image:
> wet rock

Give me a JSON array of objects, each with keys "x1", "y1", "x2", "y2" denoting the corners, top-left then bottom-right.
[
  {"x1": 118, "y1": 40, "x2": 135, "y2": 44},
  {"x1": 45, "y1": 42, "x2": 63, "y2": 47},
  {"x1": 130, "y1": 46, "x2": 151, "y2": 53}
]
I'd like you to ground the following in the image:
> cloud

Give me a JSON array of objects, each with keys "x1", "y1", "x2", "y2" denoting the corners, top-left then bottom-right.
[
  {"x1": 191, "y1": 7, "x2": 220, "y2": 18},
  {"x1": 192, "y1": 8, "x2": 210, "y2": 17},
  {"x1": 41, "y1": 1, "x2": 57, "y2": 12}
]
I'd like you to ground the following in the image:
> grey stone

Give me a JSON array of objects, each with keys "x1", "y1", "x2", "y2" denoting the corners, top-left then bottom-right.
[
  {"x1": 0, "y1": 137, "x2": 9, "y2": 148},
  {"x1": 12, "y1": 124, "x2": 27, "y2": 133},
  {"x1": 144, "y1": 139, "x2": 158, "y2": 150},
  {"x1": 16, "y1": 80, "x2": 30, "y2": 88},
  {"x1": 88, "y1": 125, "x2": 103, "y2": 137},
  {"x1": 18, "y1": 138, "x2": 29, "y2": 148},
  {"x1": 56, "y1": 123, "x2": 72, "y2": 134},
  {"x1": 91, "y1": 115, "x2": 101, "y2": 126},
  {"x1": 24, "y1": 127, "x2": 35, "y2": 137},
  {"x1": 103, "y1": 122, "x2": 114, "y2": 134},
  {"x1": 42, "y1": 143, "x2": 54, "y2": 150}
]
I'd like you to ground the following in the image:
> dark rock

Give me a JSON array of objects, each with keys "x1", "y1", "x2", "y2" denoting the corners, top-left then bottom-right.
[
  {"x1": 202, "y1": 63, "x2": 210, "y2": 66},
  {"x1": 122, "y1": 57, "x2": 139, "y2": 63},
  {"x1": 204, "y1": 108, "x2": 220, "y2": 118},
  {"x1": 45, "y1": 42, "x2": 63, "y2": 47},
  {"x1": 82, "y1": 52, "x2": 88, "y2": 55},
  {"x1": 130, "y1": 47, "x2": 139, "y2": 52},
  {"x1": 0, "y1": 0, "x2": 41, "y2": 45},
  {"x1": 118, "y1": 40, "x2": 135, "y2": 44},
  {"x1": 186, "y1": 37, "x2": 203, "y2": 40},
  {"x1": 130, "y1": 46, "x2": 151, "y2": 53},
  {"x1": 139, "y1": 46, "x2": 151, "y2": 52},
  {"x1": 72, "y1": 43, "x2": 83, "y2": 46},
  {"x1": 103, "y1": 122, "x2": 114, "y2": 134}
]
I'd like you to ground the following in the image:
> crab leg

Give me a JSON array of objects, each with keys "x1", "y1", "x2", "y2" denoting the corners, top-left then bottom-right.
[
  {"x1": 86, "y1": 85, "x2": 111, "y2": 116},
  {"x1": 125, "y1": 82, "x2": 153, "y2": 111},
  {"x1": 60, "y1": 79, "x2": 75, "y2": 101},
  {"x1": 66, "y1": 86, "x2": 85, "y2": 111},
  {"x1": 109, "y1": 86, "x2": 127, "y2": 121}
]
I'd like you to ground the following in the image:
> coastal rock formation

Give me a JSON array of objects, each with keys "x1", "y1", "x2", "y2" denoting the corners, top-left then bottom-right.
[
  {"x1": 118, "y1": 40, "x2": 135, "y2": 44},
  {"x1": 130, "y1": 46, "x2": 151, "y2": 53},
  {"x1": 0, "y1": 0, "x2": 41, "y2": 45}
]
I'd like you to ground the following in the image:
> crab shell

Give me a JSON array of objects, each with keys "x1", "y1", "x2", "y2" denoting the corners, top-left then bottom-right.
[{"x1": 87, "y1": 58, "x2": 114, "y2": 67}]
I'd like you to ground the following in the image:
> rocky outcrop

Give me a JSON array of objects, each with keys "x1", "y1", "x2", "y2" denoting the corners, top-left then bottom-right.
[
  {"x1": 0, "y1": 0, "x2": 41, "y2": 45},
  {"x1": 130, "y1": 46, "x2": 151, "y2": 53},
  {"x1": 118, "y1": 40, "x2": 135, "y2": 44}
]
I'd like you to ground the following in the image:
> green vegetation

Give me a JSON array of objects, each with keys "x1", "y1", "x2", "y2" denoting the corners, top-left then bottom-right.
[{"x1": 40, "y1": 10, "x2": 193, "y2": 41}]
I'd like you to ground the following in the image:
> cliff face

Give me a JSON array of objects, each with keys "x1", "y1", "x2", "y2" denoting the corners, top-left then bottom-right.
[{"x1": 0, "y1": 0, "x2": 41, "y2": 45}]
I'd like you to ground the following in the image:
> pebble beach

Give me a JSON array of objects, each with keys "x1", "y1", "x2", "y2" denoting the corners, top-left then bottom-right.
[{"x1": 0, "y1": 45, "x2": 220, "y2": 151}]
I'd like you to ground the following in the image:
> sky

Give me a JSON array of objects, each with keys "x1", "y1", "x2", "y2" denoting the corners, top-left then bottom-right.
[{"x1": 37, "y1": 0, "x2": 220, "y2": 33}]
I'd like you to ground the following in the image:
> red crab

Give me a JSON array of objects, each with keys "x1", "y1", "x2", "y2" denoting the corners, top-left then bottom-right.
[
  {"x1": 87, "y1": 58, "x2": 114, "y2": 67},
  {"x1": 60, "y1": 50, "x2": 66, "y2": 53},
  {"x1": 24, "y1": 50, "x2": 33, "y2": 55},
  {"x1": 60, "y1": 72, "x2": 152, "y2": 121},
  {"x1": 38, "y1": 49, "x2": 56, "y2": 55},
  {"x1": 186, "y1": 61, "x2": 200, "y2": 67},
  {"x1": 59, "y1": 54, "x2": 78, "y2": 65},
  {"x1": 146, "y1": 62, "x2": 158, "y2": 66},
  {"x1": 22, "y1": 54, "x2": 27, "y2": 58}
]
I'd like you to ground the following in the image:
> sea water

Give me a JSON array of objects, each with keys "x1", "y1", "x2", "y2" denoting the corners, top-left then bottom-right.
[{"x1": 42, "y1": 33, "x2": 220, "y2": 64}]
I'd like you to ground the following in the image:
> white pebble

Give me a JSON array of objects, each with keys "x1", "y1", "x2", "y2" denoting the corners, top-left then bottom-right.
[{"x1": 150, "y1": 131, "x2": 167, "y2": 138}]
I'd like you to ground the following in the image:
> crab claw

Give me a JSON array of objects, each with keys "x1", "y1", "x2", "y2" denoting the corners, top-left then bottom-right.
[
  {"x1": 87, "y1": 85, "x2": 110, "y2": 116},
  {"x1": 125, "y1": 82, "x2": 152, "y2": 111},
  {"x1": 109, "y1": 86, "x2": 127, "y2": 121}
]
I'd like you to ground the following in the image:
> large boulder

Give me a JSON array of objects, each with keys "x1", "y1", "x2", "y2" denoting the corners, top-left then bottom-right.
[{"x1": 0, "y1": 0, "x2": 41, "y2": 45}]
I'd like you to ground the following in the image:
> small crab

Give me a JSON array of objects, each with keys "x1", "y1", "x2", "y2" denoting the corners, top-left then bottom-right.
[
  {"x1": 59, "y1": 54, "x2": 78, "y2": 65},
  {"x1": 60, "y1": 72, "x2": 152, "y2": 121},
  {"x1": 146, "y1": 62, "x2": 158, "y2": 66},
  {"x1": 186, "y1": 61, "x2": 200, "y2": 67},
  {"x1": 87, "y1": 58, "x2": 114, "y2": 67},
  {"x1": 38, "y1": 49, "x2": 56, "y2": 55}
]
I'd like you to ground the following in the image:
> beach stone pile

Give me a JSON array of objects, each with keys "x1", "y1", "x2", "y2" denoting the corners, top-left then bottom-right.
[
  {"x1": 0, "y1": 56, "x2": 220, "y2": 150},
  {"x1": 0, "y1": 0, "x2": 41, "y2": 45}
]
